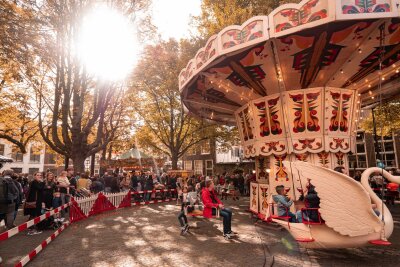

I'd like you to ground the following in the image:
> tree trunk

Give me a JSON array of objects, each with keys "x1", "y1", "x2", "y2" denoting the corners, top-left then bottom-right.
[
  {"x1": 64, "y1": 156, "x2": 69, "y2": 170},
  {"x1": 90, "y1": 154, "x2": 95, "y2": 176},
  {"x1": 108, "y1": 144, "x2": 113, "y2": 160},
  {"x1": 171, "y1": 154, "x2": 179, "y2": 170},
  {"x1": 72, "y1": 154, "x2": 86, "y2": 174}
]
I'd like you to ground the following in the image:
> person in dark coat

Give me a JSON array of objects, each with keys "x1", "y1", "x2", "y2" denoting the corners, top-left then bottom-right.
[
  {"x1": 43, "y1": 172, "x2": 56, "y2": 209},
  {"x1": 24, "y1": 172, "x2": 45, "y2": 235},
  {"x1": 144, "y1": 174, "x2": 154, "y2": 201},
  {"x1": 297, "y1": 183, "x2": 320, "y2": 223}
]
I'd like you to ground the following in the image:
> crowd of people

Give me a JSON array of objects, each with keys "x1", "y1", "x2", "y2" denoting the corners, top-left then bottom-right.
[{"x1": 0, "y1": 168, "x2": 252, "y2": 236}]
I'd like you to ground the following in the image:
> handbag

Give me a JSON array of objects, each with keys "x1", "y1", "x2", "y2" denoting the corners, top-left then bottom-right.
[{"x1": 24, "y1": 188, "x2": 37, "y2": 209}]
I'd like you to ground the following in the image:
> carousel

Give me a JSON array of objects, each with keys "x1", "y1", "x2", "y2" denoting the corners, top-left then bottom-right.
[{"x1": 179, "y1": 0, "x2": 400, "y2": 248}]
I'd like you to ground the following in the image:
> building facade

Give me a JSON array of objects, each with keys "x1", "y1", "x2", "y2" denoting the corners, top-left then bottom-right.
[
  {"x1": 182, "y1": 139, "x2": 255, "y2": 176},
  {"x1": 348, "y1": 130, "x2": 400, "y2": 176},
  {"x1": 0, "y1": 141, "x2": 45, "y2": 174},
  {"x1": 0, "y1": 140, "x2": 100, "y2": 175}
]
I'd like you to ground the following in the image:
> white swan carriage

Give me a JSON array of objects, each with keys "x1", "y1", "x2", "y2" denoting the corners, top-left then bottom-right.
[{"x1": 270, "y1": 161, "x2": 400, "y2": 249}]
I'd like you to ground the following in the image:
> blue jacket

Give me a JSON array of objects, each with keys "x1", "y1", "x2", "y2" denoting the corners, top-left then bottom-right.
[{"x1": 272, "y1": 195, "x2": 293, "y2": 216}]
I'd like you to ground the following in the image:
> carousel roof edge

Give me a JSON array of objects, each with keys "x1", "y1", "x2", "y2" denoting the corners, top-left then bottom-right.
[{"x1": 178, "y1": 0, "x2": 400, "y2": 91}]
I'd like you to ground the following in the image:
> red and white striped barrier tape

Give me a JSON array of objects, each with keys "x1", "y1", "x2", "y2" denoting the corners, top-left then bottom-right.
[
  {"x1": 14, "y1": 222, "x2": 70, "y2": 267},
  {"x1": 0, "y1": 202, "x2": 71, "y2": 242}
]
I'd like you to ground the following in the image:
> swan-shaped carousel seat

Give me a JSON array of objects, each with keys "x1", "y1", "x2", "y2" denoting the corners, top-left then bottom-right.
[{"x1": 271, "y1": 161, "x2": 400, "y2": 249}]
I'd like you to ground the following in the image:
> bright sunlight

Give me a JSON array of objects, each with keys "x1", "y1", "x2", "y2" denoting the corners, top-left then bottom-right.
[{"x1": 78, "y1": 6, "x2": 138, "y2": 81}]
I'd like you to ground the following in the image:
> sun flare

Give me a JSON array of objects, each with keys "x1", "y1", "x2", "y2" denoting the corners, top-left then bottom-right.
[{"x1": 78, "y1": 6, "x2": 138, "y2": 81}]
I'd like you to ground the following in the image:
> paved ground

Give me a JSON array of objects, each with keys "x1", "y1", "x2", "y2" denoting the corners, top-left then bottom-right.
[{"x1": 1, "y1": 198, "x2": 400, "y2": 267}]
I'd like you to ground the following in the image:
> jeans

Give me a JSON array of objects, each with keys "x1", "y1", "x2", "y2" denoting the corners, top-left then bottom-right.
[
  {"x1": 177, "y1": 210, "x2": 188, "y2": 227},
  {"x1": 286, "y1": 211, "x2": 297, "y2": 223},
  {"x1": 214, "y1": 208, "x2": 232, "y2": 234},
  {"x1": 144, "y1": 192, "x2": 152, "y2": 201}
]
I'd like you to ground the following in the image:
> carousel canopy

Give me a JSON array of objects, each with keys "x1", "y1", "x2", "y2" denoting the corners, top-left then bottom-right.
[
  {"x1": 118, "y1": 148, "x2": 152, "y2": 160},
  {"x1": 179, "y1": 0, "x2": 400, "y2": 125}
]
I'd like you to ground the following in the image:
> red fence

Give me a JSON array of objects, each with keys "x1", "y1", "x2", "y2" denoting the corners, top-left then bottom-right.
[{"x1": 0, "y1": 189, "x2": 177, "y2": 267}]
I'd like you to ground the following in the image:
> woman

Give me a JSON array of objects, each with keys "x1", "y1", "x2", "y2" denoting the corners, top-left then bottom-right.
[
  {"x1": 201, "y1": 179, "x2": 235, "y2": 240},
  {"x1": 43, "y1": 172, "x2": 56, "y2": 209},
  {"x1": 24, "y1": 172, "x2": 45, "y2": 235},
  {"x1": 120, "y1": 173, "x2": 131, "y2": 192}
]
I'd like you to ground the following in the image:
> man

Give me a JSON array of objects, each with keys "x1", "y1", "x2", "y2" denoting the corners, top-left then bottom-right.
[
  {"x1": 66, "y1": 167, "x2": 77, "y2": 196},
  {"x1": 272, "y1": 185, "x2": 297, "y2": 222},
  {"x1": 0, "y1": 170, "x2": 19, "y2": 229}
]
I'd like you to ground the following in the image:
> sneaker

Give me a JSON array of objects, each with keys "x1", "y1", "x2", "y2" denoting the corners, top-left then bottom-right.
[
  {"x1": 227, "y1": 231, "x2": 237, "y2": 236},
  {"x1": 223, "y1": 233, "x2": 233, "y2": 240},
  {"x1": 180, "y1": 226, "x2": 186, "y2": 235},
  {"x1": 28, "y1": 229, "x2": 42, "y2": 235},
  {"x1": 184, "y1": 224, "x2": 190, "y2": 234}
]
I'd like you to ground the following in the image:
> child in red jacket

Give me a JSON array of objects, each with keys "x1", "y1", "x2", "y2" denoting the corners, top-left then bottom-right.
[{"x1": 201, "y1": 179, "x2": 235, "y2": 240}]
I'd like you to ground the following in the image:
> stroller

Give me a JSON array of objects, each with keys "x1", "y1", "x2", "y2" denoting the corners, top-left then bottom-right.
[{"x1": 37, "y1": 208, "x2": 63, "y2": 231}]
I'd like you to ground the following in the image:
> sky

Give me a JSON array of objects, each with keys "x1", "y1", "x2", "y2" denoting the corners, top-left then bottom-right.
[{"x1": 151, "y1": 0, "x2": 202, "y2": 40}]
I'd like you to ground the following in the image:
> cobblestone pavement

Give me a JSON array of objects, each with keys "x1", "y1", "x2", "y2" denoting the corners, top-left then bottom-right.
[{"x1": 1, "y1": 199, "x2": 400, "y2": 267}]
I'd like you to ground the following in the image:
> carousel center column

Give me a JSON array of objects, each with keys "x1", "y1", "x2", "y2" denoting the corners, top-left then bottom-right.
[{"x1": 236, "y1": 87, "x2": 358, "y2": 218}]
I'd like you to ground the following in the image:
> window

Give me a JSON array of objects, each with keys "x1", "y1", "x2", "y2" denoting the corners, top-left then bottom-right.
[
  {"x1": 95, "y1": 155, "x2": 100, "y2": 165},
  {"x1": 11, "y1": 168, "x2": 22, "y2": 174},
  {"x1": 206, "y1": 160, "x2": 213, "y2": 176},
  {"x1": 194, "y1": 160, "x2": 203, "y2": 175},
  {"x1": 0, "y1": 144, "x2": 4, "y2": 156},
  {"x1": 48, "y1": 153, "x2": 56, "y2": 164},
  {"x1": 186, "y1": 146, "x2": 196, "y2": 156},
  {"x1": 30, "y1": 146, "x2": 41, "y2": 163},
  {"x1": 349, "y1": 132, "x2": 368, "y2": 170},
  {"x1": 201, "y1": 140, "x2": 211, "y2": 154},
  {"x1": 231, "y1": 147, "x2": 240, "y2": 158},
  {"x1": 184, "y1": 160, "x2": 192, "y2": 171},
  {"x1": 28, "y1": 168, "x2": 39, "y2": 175},
  {"x1": 11, "y1": 146, "x2": 23, "y2": 162},
  {"x1": 377, "y1": 134, "x2": 397, "y2": 168}
]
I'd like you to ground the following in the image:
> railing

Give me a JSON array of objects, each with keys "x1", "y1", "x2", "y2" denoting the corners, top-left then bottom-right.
[{"x1": 1, "y1": 188, "x2": 177, "y2": 267}]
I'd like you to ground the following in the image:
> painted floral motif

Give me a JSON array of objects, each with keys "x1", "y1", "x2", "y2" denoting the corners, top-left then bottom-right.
[
  {"x1": 268, "y1": 97, "x2": 283, "y2": 135},
  {"x1": 257, "y1": 157, "x2": 267, "y2": 180},
  {"x1": 275, "y1": 0, "x2": 327, "y2": 32},
  {"x1": 329, "y1": 92, "x2": 341, "y2": 132},
  {"x1": 342, "y1": 0, "x2": 391, "y2": 14},
  {"x1": 223, "y1": 21, "x2": 263, "y2": 49},
  {"x1": 329, "y1": 138, "x2": 350, "y2": 150},
  {"x1": 306, "y1": 92, "x2": 321, "y2": 132},
  {"x1": 254, "y1": 101, "x2": 270, "y2": 137},
  {"x1": 318, "y1": 152, "x2": 330, "y2": 167},
  {"x1": 275, "y1": 154, "x2": 288, "y2": 181},
  {"x1": 293, "y1": 138, "x2": 322, "y2": 151},
  {"x1": 340, "y1": 94, "x2": 351, "y2": 132},
  {"x1": 295, "y1": 153, "x2": 309, "y2": 162},
  {"x1": 335, "y1": 152, "x2": 345, "y2": 166},
  {"x1": 261, "y1": 141, "x2": 286, "y2": 154},
  {"x1": 244, "y1": 107, "x2": 254, "y2": 139},
  {"x1": 252, "y1": 185, "x2": 258, "y2": 208},
  {"x1": 204, "y1": 38, "x2": 216, "y2": 60},
  {"x1": 254, "y1": 97, "x2": 282, "y2": 137},
  {"x1": 246, "y1": 144, "x2": 256, "y2": 155},
  {"x1": 290, "y1": 94, "x2": 306, "y2": 133},
  {"x1": 260, "y1": 186, "x2": 269, "y2": 211},
  {"x1": 290, "y1": 92, "x2": 320, "y2": 133}
]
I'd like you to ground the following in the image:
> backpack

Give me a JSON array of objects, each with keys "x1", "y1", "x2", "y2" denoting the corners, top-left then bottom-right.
[{"x1": 1, "y1": 177, "x2": 19, "y2": 203}]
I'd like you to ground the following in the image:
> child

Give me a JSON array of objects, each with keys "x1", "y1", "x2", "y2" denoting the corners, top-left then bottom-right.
[
  {"x1": 177, "y1": 187, "x2": 190, "y2": 235},
  {"x1": 272, "y1": 185, "x2": 297, "y2": 222},
  {"x1": 228, "y1": 181, "x2": 239, "y2": 200}
]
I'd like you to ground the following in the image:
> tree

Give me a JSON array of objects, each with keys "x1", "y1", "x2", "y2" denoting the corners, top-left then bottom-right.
[
  {"x1": 20, "y1": 0, "x2": 152, "y2": 172},
  {"x1": 0, "y1": 88, "x2": 39, "y2": 153},
  {"x1": 130, "y1": 39, "x2": 231, "y2": 169},
  {"x1": 360, "y1": 100, "x2": 400, "y2": 136},
  {"x1": 194, "y1": 0, "x2": 299, "y2": 37}
]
